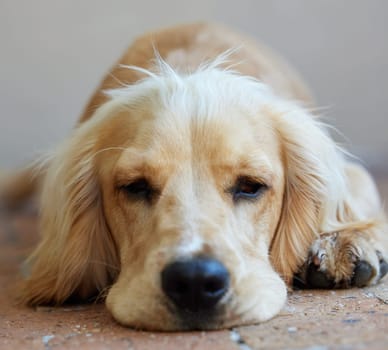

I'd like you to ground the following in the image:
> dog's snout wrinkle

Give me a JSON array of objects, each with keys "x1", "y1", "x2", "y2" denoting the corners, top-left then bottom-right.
[{"x1": 161, "y1": 257, "x2": 229, "y2": 313}]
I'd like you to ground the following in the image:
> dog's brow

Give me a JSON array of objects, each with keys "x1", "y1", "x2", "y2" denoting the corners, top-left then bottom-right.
[
  {"x1": 114, "y1": 163, "x2": 153, "y2": 185},
  {"x1": 213, "y1": 155, "x2": 275, "y2": 185},
  {"x1": 114, "y1": 156, "x2": 171, "y2": 187}
]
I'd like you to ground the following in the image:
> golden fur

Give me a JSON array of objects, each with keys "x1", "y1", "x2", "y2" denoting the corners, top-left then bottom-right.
[{"x1": 2, "y1": 23, "x2": 387, "y2": 330}]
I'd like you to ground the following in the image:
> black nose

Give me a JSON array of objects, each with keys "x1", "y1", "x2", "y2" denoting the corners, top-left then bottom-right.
[{"x1": 161, "y1": 257, "x2": 229, "y2": 312}]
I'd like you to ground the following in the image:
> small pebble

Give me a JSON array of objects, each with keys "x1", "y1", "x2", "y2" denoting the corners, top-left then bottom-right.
[
  {"x1": 42, "y1": 335, "x2": 55, "y2": 345},
  {"x1": 64, "y1": 333, "x2": 78, "y2": 339},
  {"x1": 288, "y1": 326, "x2": 298, "y2": 333},
  {"x1": 363, "y1": 292, "x2": 375, "y2": 298},
  {"x1": 332, "y1": 302, "x2": 344, "y2": 310},
  {"x1": 342, "y1": 319, "x2": 361, "y2": 324}
]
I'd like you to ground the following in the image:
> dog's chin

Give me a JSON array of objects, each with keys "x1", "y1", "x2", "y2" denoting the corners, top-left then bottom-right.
[
  {"x1": 107, "y1": 306, "x2": 283, "y2": 331},
  {"x1": 106, "y1": 291, "x2": 287, "y2": 331},
  {"x1": 106, "y1": 298, "x2": 225, "y2": 331},
  {"x1": 107, "y1": 309, "x2": 234, "y2": 331}
]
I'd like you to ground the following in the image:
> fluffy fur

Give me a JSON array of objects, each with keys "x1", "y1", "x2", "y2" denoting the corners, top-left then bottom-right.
[{"x1": 3, "y1": 23, "x2": 387, "y2": 330}]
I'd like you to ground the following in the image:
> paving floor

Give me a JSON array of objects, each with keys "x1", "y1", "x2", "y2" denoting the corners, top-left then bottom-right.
[{"x1": 1, "y1": 176, "x2": 387, "y2": 350}]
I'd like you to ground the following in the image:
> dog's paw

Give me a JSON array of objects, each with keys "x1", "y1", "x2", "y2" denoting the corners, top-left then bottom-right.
[{"x1": 294, "y1": 231, "x2": 388, "y2": 289}]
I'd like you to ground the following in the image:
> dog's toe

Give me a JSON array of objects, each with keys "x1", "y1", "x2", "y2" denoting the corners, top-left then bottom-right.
[
  {"x1": 351, "y1": 260, "x2": 374, "y2": 287},
  {"x1": 305, "y1": 262, "x2": 335, "y2": 289},
  {"x1": 378, "y1": 252, "x2": 388, "y2": 280}
]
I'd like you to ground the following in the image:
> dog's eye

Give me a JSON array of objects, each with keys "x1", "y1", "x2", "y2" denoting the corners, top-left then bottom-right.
[
  {"x1": 232, "y1": 177, "x2": 268, "y2": 201},
  {"x1": 120, "y1": 178, "x2": 156, "y2": 201}
]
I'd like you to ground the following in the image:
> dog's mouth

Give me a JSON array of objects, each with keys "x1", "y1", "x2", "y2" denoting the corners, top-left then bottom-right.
[
  {"x1": 163, "y1": 291, "x2": 233, "y2": 330},
  {"x1": 170, "y1": 307, "x2": 226, "y2": 330}
]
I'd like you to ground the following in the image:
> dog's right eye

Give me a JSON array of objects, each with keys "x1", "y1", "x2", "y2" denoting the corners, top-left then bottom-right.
[{"x1": 119, "y1": 178, "x2": 156, "y2": 202}]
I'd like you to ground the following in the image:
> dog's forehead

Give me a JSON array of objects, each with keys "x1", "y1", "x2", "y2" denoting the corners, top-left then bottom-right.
[
  {"x1": 105, "y1": 69, "x2": 284, "y2": 178},
  {"x1": 112, "y1": 104, "x2": 281, "y2": 183}
]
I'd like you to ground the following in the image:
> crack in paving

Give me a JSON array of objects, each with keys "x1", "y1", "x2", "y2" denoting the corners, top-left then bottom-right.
[{"x1": 230, "y1": 328, "x2": 253, "y2": 350}]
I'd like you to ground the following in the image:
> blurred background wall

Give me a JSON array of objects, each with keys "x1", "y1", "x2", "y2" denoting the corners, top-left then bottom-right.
[{"x1": 1, "y1": 0, "x2": 387, "y2": 171}]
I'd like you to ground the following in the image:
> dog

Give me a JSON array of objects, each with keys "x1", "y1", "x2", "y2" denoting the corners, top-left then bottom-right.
[{"x1": 2, "y1": 22, "x2": 387, "y2": 331}]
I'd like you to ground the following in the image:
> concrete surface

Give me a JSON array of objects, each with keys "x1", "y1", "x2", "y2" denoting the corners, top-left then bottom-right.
[{"x1": 1, "y1": 177, "x2": 387, "y2": 350}]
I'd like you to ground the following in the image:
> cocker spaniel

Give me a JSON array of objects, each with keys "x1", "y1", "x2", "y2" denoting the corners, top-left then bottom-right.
[{"x1": 3, "y1": 23, "x2": 388, "y2": 330}]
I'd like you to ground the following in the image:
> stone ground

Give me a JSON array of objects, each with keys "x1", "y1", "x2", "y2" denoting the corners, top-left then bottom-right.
[{"x1": 1, "y1": 177, "x2": 387, "y2": 350}]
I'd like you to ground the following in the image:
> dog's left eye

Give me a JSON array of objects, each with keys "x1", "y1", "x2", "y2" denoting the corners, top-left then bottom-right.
[{"x1": 232, "y1": 177, "x2": 268, "y2": 201}]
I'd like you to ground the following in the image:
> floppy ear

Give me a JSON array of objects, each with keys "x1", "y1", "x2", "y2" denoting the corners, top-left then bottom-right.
[
  {"x1": 21, "y1": 126, "x2": 119, "y2": 305},
  {"x1": 269, "y1": 107, "x2": 354, "y2": 283}
]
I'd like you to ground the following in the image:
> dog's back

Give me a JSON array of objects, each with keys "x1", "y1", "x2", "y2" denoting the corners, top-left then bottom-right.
[{"x1": 80, "y1": 22, "x2": 313, "y2": 123}]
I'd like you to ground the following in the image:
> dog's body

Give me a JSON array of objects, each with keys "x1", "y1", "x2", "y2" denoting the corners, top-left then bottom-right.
[{"x1": 3, "y1": 23, "x2": 387, "y2": 330}]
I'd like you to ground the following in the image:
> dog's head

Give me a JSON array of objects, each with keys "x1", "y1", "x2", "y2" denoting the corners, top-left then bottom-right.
[{"x1": 23, "y1": 61, "x2": 346, "y2": 330}]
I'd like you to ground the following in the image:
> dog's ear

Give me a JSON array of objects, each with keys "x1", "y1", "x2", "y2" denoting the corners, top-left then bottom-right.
[
  {"x1": 269, "y1": 108, "x2": 352, "y2": 283},
  {"x1": 21, "y1": 125, "x2": 119, "y2": 305}
]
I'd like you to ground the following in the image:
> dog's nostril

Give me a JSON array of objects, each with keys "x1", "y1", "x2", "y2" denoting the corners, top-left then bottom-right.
[
  {"x1": 161, "y1": 257, "x2": 229, "y2": 312},
  {"x1": 204, "y1": 279, "x2": 222, "y2": 294},
  {"x1": 174, "y1": 281, "x2": 189, "y2": 294}
]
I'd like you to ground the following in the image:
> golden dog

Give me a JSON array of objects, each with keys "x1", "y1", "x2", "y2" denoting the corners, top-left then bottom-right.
[{"x1": 3, "y1": 23, "x2": 388, "y2": 330}]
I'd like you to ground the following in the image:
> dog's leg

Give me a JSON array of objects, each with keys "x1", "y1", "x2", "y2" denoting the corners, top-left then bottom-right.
[{"x1": 294, "y1": 164, "x2": 388, "y2": 289}]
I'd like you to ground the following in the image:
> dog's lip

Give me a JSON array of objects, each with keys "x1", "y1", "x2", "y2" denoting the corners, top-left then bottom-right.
[
  {"x1": 174, "y1": 308, "x2": 254, "y2": 330},
  {"x1": 161, "y1": 293, "x2": 246, "y2": 330},
  {"x1": 165, "y1": 299, "x2": 223, "y2": 325}
]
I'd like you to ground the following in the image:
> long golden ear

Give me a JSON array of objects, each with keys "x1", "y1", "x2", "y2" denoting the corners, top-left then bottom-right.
[
  {"x1": 269, "y1": 108, "x2": 349, "y2": 283},
  {"x1": 21, "y1": 127, "x2": 119, "y2": 305}
]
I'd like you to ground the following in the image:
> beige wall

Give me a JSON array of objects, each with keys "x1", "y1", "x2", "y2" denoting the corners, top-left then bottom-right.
[{"x1": 1, "y1": 0, "x2": 387, "y2": 170}]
